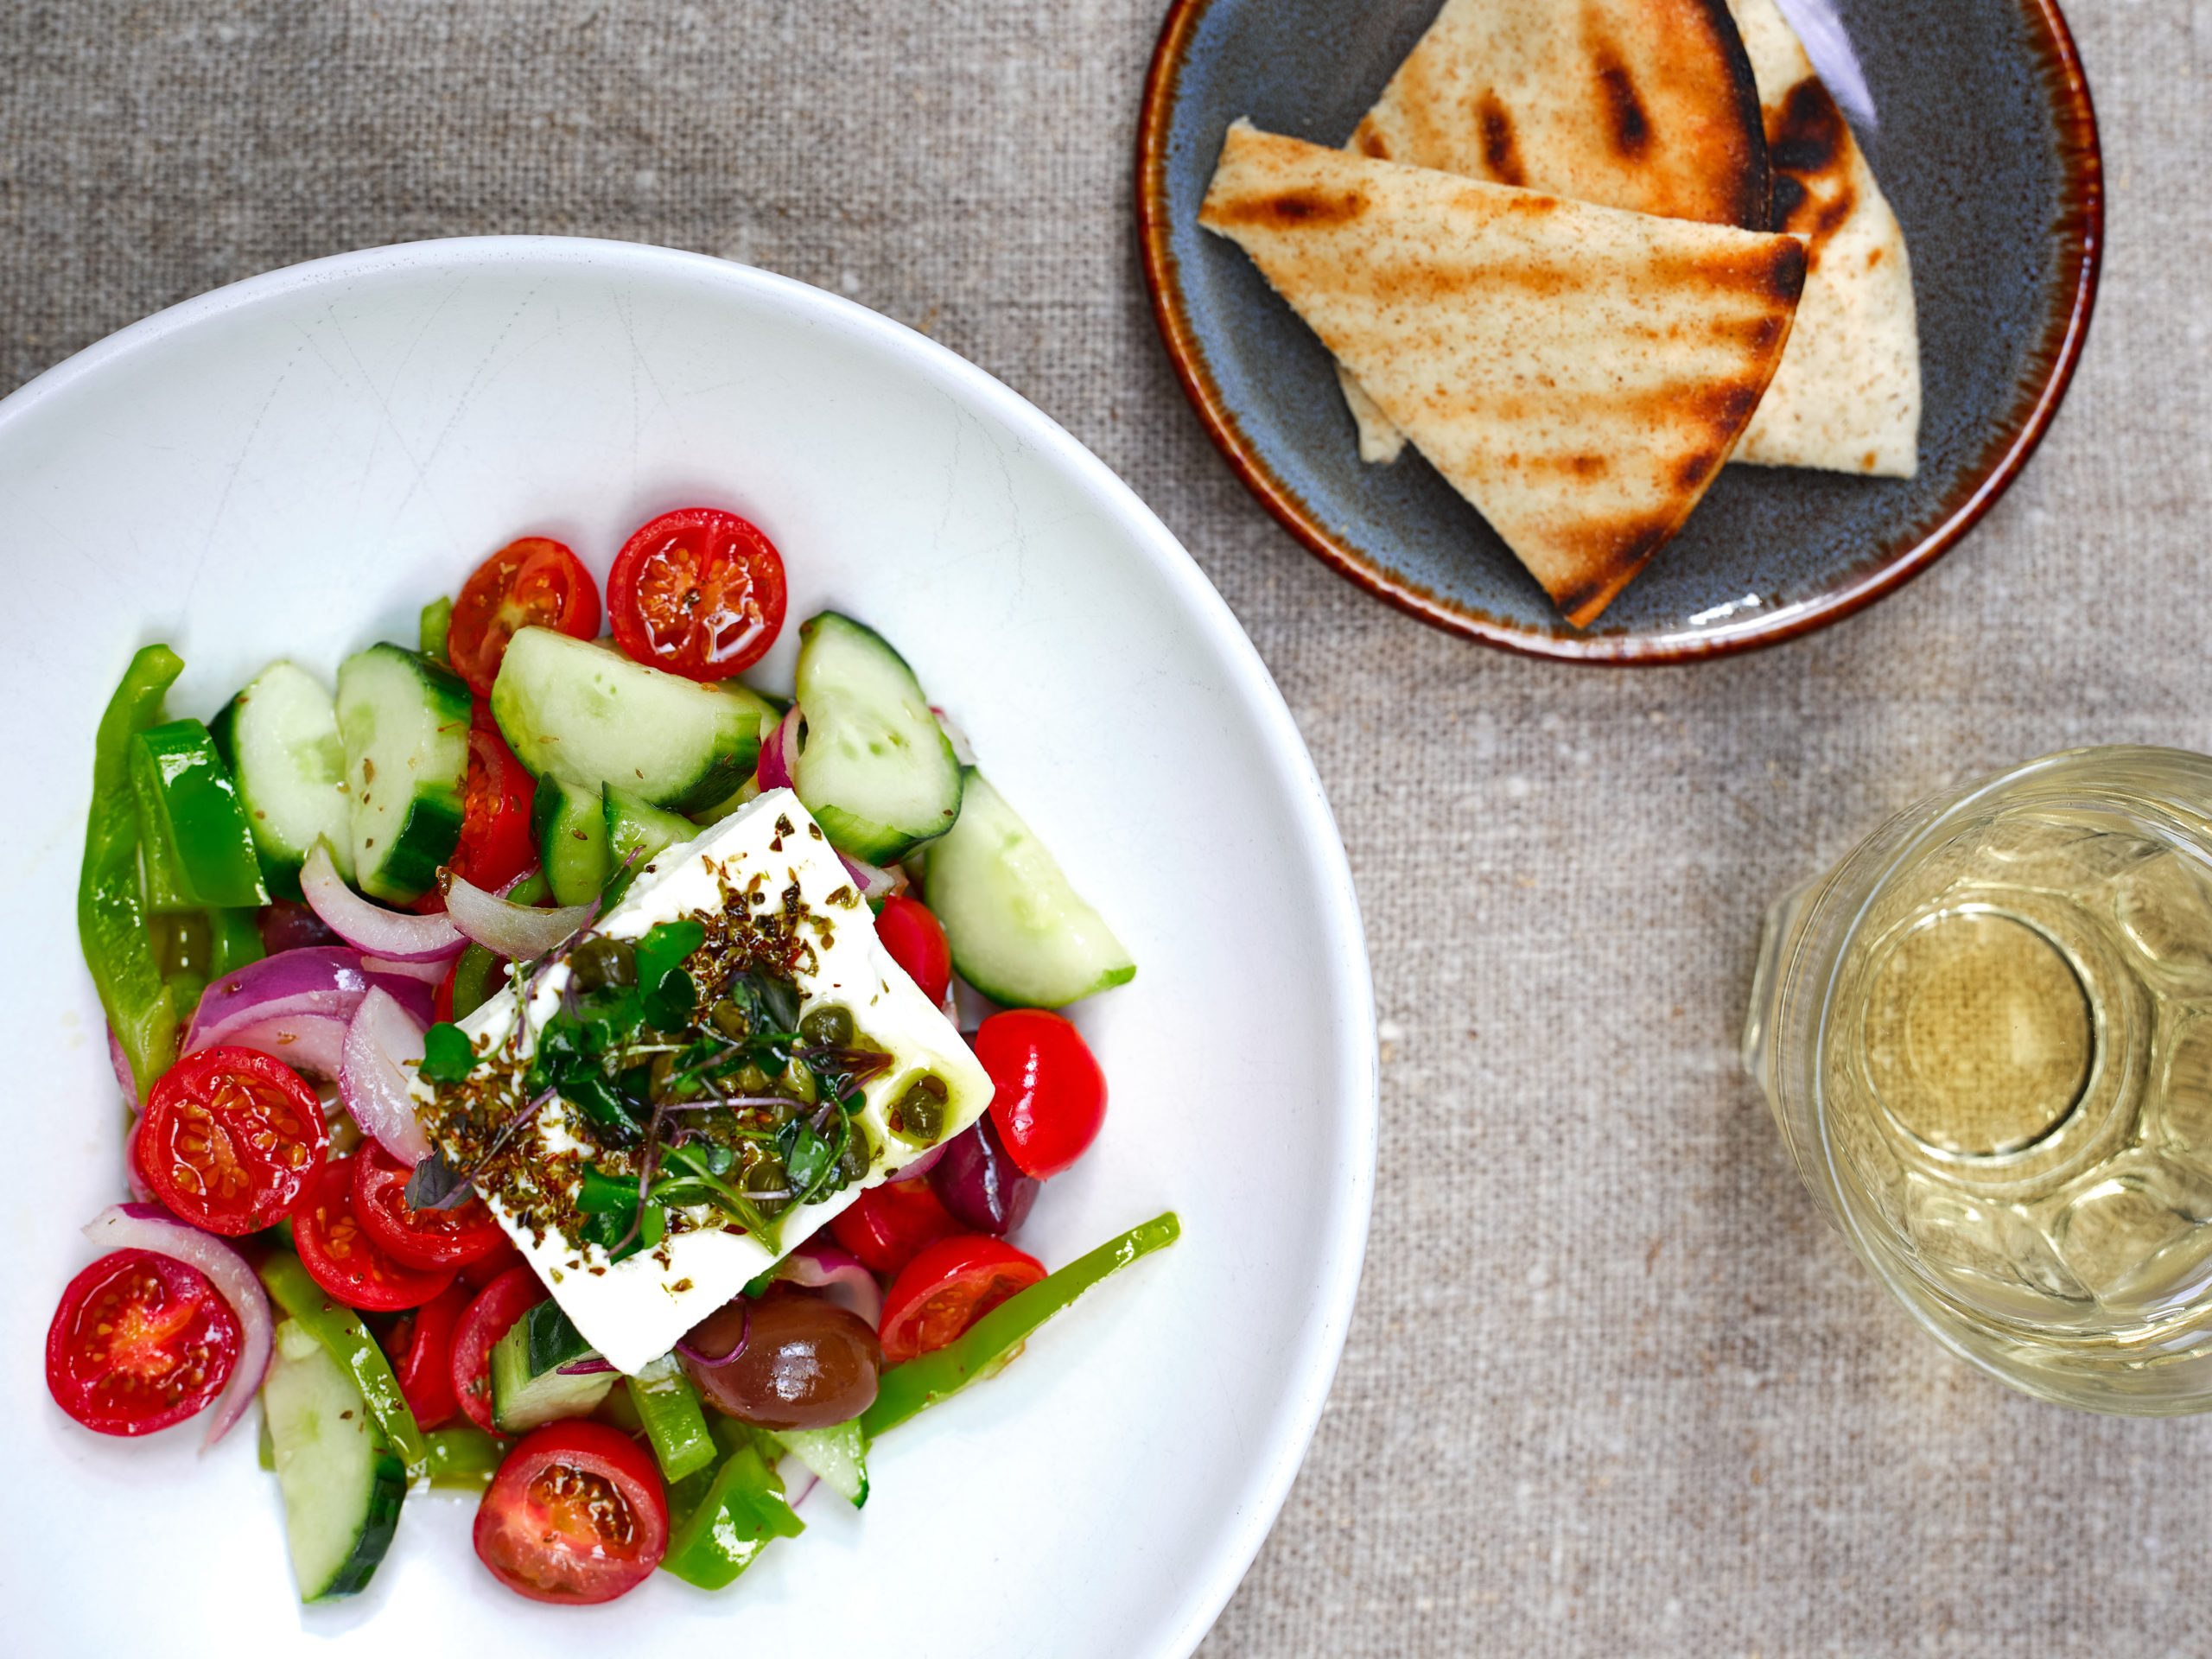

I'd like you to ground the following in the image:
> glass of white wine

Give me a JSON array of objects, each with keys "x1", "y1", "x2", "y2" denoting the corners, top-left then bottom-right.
[{"x1": 1745, "y1": 747, "x2": 2212, "y2": 1413}]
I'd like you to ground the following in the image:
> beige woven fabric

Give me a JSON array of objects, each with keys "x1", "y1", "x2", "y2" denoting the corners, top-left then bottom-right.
[{"x1": 4, "y1": 2, "x2": 2210, "y2": 1652}]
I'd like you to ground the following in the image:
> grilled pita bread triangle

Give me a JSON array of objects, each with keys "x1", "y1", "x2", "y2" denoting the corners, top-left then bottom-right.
[
  {"x1": 1201, "y1": 123, "x2": 1805, "y2": 627},
  {"x1": 1726, "y1": 0, "x2": 1920, "y2": 475},
  {"x1": 1337, "y1": 0, "x2": 1772, "y2": 462}
]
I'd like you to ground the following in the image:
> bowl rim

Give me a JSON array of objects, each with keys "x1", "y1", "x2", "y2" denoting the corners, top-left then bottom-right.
[
  {"x1": 1135, "y1": 0, "x2": 2105, "y2": 665},
  {"x1": 0, "y1": 234, "x2": 1381, "y2": 1658}
]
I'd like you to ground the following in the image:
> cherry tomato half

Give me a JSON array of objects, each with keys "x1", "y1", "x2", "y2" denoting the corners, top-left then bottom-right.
[
  {"x1": 353, "y1": 1140, "x2": 511, "y2": 1271},
  {"x1": 875, "y1": 895, "x2": 952, "y2": 1007},
  {"x1": 139, "y1": 1046, "x2": 328, "y2": 1236},
  {"x1": 447, "y1": 536, "x2": 601, "y2": 698},
  {"x1": 878, "y1": 1235, "x2": 1045, "y2": 1364},
  {"x1": 474, "y1": 1419, "x2": 669, "y2": 1604},
  {"x1": 383, "y1": 1279, "x2": 472, "y2": 1432},
  {"x1": 460, "y1": 1236, "x2": 529, "y2": 1293},
  {"x1": 974, "y1": 1008, "x2": 1108, "y2": 1180},
  {"x1": 448, "y1": 716, "x2": 538, "y2": 893},
  {"x1": 46, "y1": 1249, "x2": 241, "y2": 1436},
  {"x1": 293, "y1": 1156, "x2": 457, "y2": 1312},
  {"x1": 607, "y1": 507, "x2": 785, "y2": 681},
  {"x1": 829, "y1": 1174, "x2": 963, "y2": 1278},
  {"x1": 451, "y1": 1265, "x2": 547, "y2": 1433}
]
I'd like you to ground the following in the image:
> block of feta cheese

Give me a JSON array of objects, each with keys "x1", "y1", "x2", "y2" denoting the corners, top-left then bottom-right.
[{"x1": 411, "y1": 787, "x2": 992, "y2": 1375}]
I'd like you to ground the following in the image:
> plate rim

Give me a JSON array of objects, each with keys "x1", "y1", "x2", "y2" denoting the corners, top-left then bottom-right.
[
  {"x1": 1135, "y1": 0, "x2": 2105, "y2": 665},
  {"x1": 0, "y1": 234, "x2": 1382, "y2": 1658}
]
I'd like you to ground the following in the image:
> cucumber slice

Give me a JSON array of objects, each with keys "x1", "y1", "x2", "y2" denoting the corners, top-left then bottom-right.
[
  {"x1": 334, "y1": 643, "x2": 471, "y2": 903},
  {"x1": 531, "y1": 772, "x2": 610, "y2": 906},
  {"x1": 212, "y1": 661, "x2": 353, "y2": 899},
  {"x1": 491, "y1": 1299, "x2": 616, "y2": 1432},
  {"x1": 926, "y1": 768, "x2": 1135, "y2": 1008},
  {"x1": 767, "y1": 1419, "x2": 868, "y2": 1507},
  {"x1": 491, "y1": 628, "x2": 778, "y2": 814},
  {"x1": 791, "y1": 612, "x2": 963, "y2": 863},
  {"x1": 263, "y1": 1319, "x2": 406, "y2": 1603},
  {"x1": 604, "y1": 785, "x2": 700, "y2": 904}
]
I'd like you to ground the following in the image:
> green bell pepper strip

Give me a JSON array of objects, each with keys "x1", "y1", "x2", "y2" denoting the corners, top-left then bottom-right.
[
  {"x1": 129, "y1": 718, "x2": 270, "y2": 909},
  {"x1": 630, "y1": 1356, "x2": 717, "y2": 1483},
  {"x1": 422, "y1": 1424, "x2": 509, "y2": 1491},
  {"x1": 860, "y1": 1210, "x2": 1182, "y2": 1440},
  {"x1": 419, "y1": 596, "x2": 454, "y2": 664},
  {"x1": 257, "y1": 1251, "x2": 430, "y2": 1477},
  {"x1": 658, "y1": 1441, "x2": 804, "y2": 1591},
  {"x1": 80, "y1": 645, "x2": 185, "y2": 1101},
  {"x1": 205, "y1": 906, "x2": 265, "y2": 976}
]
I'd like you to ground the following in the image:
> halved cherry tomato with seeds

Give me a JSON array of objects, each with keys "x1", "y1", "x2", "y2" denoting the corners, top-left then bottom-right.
[
  {"x1": 353, "y1": 1140, "x2": 510, "y2": 1270},
  {"x1": 138, "y1": 1046, "x2": 327, "y2": 1236},
  {"x1": 46, "y1": 1249, "x2": 240, "y2": 1435},
  {"x1": 878, "y1": 1235, "x2": 1045, "y2": 1364},
  {"x1": 459, "y1": 1236, "x2": 529, "y2": 1293},
  {"x1": 830, "y1": 1174, "x2": 963, "y2": 1278},
  {"x1": 447, "y1": 536, "x2": 601, "y2": 698},
  {"x1": 293, "y1": 1155, "x2": 457, "y2": 1312},
  {"x1": 383, "y1": 1279, "x2": 473, "y2": 1431},
  {"x1": 607, "y1": 507, "x2": 785, "y2": 681},
  {"x1": 448, "y1": 714, "x2": 537, "y2": 894},
  {"x1": 474, "y1": 1420, "x2": 668, "y2": 1604},
  {"x1": 451, "y1": 1265, "x2": 546, "y2": 1433},
  {"x1": 875, "y1": 894, "x2": 952, "y2": 1007}
]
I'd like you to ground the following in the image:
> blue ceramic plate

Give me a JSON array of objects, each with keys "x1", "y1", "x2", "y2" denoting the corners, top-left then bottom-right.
[{"x1": 1138, "y1": 0, "x2": 2101, "y2": 663}]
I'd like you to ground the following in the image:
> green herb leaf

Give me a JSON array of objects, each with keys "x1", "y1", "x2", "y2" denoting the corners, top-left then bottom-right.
[
  {"x1": 644, "y1": 967, "x2": 697, "y2": 1032},
  {"x1": 635, "y1": 918, "x2": 706, "y2": 989},
  {"x1": 420, "y1": 1022, "x2": 476, "y2": 1084},
  {"x1": 781, "y1": 1118, "x2": 835, "y2": 1200}
]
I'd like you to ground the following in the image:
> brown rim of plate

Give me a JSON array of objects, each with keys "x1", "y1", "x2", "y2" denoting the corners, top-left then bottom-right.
[{"x1": 1135, "y1": 0, "x2": 2106, "y2": 666}]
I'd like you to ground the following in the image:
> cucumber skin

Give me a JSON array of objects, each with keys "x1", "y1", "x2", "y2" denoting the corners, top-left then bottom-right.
[
  {"x1": 531, "y1": 772, "x2": 610, "y2": 906},
  {"x1": 491, "y1": 629, "x2": 776, "y2": 815},
  {"x1": 335, "y1": 644, "x2": 471, "y2": 904},
  {"x1": 213, "y1": 664, "x2": 356, "y2": 899},
  {"x1": 791, "y1": 612, "x2": 963, "y2": 864},
  {"x1": 926, "y1": 768, "x2": 1135, "y2": 1009},
  {"x1": 315, "y1": 1452, "x2": 406, "y2": 1600}
]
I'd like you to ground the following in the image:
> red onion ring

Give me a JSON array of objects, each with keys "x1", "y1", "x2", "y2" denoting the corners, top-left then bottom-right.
[
  {"x1": 757, "y1": 707, "x2": 803, "y2": 791},
  {"x1": 836, "y1": 850, "x2": 900, "y2": 905},
  {"x1": 83, "y1": 1203, "x2": 273, "y2": 1449},
  {"x1": 442, "y1": 874, "x2": 597, "y2": 961},
  {"x1": 339, "y1": 987, "x2": 433, "y2": 1166},
  {"x1": 107, "y1": 1026, "x2": 136, "y2": 1109},
  {"x1": 773, "y1": 1452, "x2": 818, "y2": 1509},
  {"x1": 557, "y1": 1356, "x2": 618, "y2": 1376},
  {"x1": 122, "y1": 1118, "x2": 157, "y2": 1205},
  {"x1": 881, "y1": 1141, "x2": 946, "y2": 1185},
  {"x1": 302, "y1": 842, "x2": 464, "y2": 963},
  {"x1": 359, "y1": 953, "x2": 449, "y2": 985},
  {"x1": 778, "y1": 1237, "x2": 885, "y2": 1330},
  {"x1": 204, "y1": 1013, "x2": 353, "y2": 1079},
  {"x1": 186, "y1": 947, "x2": 435, "y2": 1048}
]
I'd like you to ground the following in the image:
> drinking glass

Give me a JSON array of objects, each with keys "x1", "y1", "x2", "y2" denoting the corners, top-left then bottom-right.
[{"x1": 1745, "y1": 747, "x2": 2212, "y2": 1413}]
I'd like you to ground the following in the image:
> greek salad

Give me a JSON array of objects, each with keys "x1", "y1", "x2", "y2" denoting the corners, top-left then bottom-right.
[{"x1": 50, "y1": 506, "x2": 1172, "y2": 1605}]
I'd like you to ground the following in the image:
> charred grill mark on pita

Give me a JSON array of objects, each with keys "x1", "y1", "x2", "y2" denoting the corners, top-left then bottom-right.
[
  {"x1": 1473, "y1": 92, "x2": 1527, "y2": 188},
  {"x1": 1351, "y1": 119, "x2": 1392, "y2": 162},
  {"x1": 1591, "y1": 50, "x2": 1653, "y2": 161},
  {"x1": 1769, "y1": 78, "x2": 1845, "y2": 175},
  {"x1": 1550, "y1": 511, "x2": 1680, "y2": 626},
  {"x1": 1204, "y1": 186, "x2": 1370, "y2": 232},
  {"x1": 1765, "y1": 79, "x2": 1857, "y2": 264}
]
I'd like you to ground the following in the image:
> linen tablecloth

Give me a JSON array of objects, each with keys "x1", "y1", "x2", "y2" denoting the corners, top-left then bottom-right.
[{"x1": 5, "y1": 2, "x2": 2209, "y2": 1650}]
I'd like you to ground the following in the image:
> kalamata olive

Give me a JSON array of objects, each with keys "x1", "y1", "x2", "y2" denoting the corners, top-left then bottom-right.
[
  {"x1": 929, "y1": 1115, "x2": 1039, "y2": 1236},
  {"x1": 678, "y1": 1286, "x2": 882, "y2": 1429}
]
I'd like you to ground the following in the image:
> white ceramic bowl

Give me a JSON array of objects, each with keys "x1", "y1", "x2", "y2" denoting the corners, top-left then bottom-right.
[{"x1": 0, "y1": 238, "x2": 1375, "y2": 1655}]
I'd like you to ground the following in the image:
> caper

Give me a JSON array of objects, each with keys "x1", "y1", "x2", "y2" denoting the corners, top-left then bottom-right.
[
  {"x1": 886, "y1": 1072, "x2": 949, "y2": 1145},
  {"x1": 735, "y1": 1062, "x2": 772, "y2": 1095},
  {"x1": 798, "y1": 1004, "x2": 855, "y2": 1048},
  {"x1": 569, "y1": 935, "x2": 637, "y2": 991},
  {"x1": 775, "y1": 1058, "x2": 818, "y2": 1105},
  {"x1": 739, "y1": 1145, "x2": 791, "y2": 1196},
  {"x1": 709, "y1": 1000, "x2": 753, "y2": 1040},
  {"x1": 836, "y1": 1116, "x2": 875, "y2": 1184}
]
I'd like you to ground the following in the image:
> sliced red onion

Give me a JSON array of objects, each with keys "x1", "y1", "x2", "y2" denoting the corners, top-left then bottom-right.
[
  {"x1": 188, "y1": 946, "x2": 435, "y2": 1048},
  {"x1": 443, "y1": 874, "x2": 596, "y2": 961},
  {"x1": 205, "y1": 1013, "x2": 353, "y2": 1079},
  {"x1": 107, "y1": 1026, "x2": 136, "y2": 1109},
  {"x1": 774, "y1": 1452, "x2": 819, "y2": 1509},
  {"x1": 836, "y1": 850, "x2": 900, "y2": 905},
  {"x1": 881, "y1": 1141, "x2": 946, "y2": 1185},
  {"x1": 929, "y1": 1116, "x2": 1039, "y2": 1237},
  {"x1": 83, "y1": 1203, "x2": 273, "y2": 1450},
  {"x1": 557, "y1": 1356, "x2": 617, "y2": 1376},
  {"x1": 778, "y1": 1238, "x2": 885, "y2": 1330},
  {"x1": 757, "y1": 706, "x2": 802, "y2": 791},
  {"x1": 359, "y1": 953, "x2": 449, "y2": 986},
  {"x1": 123, "y1": 1118, "x2": 157, "y2": 1205},
  {"x1": 302, "y1": 842, "x2": 464, "y2": 963},
  {"x1": 258, "y1": 899, "x2": 344, "y2": 955},
  {"x1": 339, "y1": 987, "x2": 433, "y2": 1166}
]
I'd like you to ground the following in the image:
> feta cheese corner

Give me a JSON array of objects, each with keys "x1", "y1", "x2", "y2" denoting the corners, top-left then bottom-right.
[{"x1": 420, "y1": 787, "x2": 990, "y2": 1374}]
